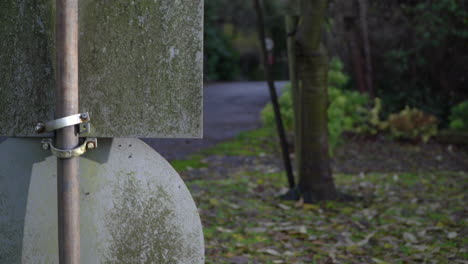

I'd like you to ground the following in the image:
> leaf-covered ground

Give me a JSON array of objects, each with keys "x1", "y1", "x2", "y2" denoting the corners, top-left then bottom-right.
[{"x1": 172, "y1": 129, "x2": 468, "y2": 263}]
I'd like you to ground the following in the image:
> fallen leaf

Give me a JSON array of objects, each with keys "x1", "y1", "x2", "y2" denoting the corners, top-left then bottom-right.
[
  {"x1": 216, "y1": 227, "x2": 233, "y2": 233},
  {"x1": 277, "y1": 203, "x2": 291, "y2": 210},
  {"x1": 372, "y1": 258, "x2": 391, "y2": 264},
  {"x1": 258, "y1": 248, "x2": 281, "y2": 256},
  {"x1": 303, "y1": 203, "x2": 320, "y2": 211},
  {"x1": 356, "y1": 231, "x2": 376, "y2": 247},
  {"x1": 209, "y1": 198, "x2": 220, "y2": 206},
  {"x1": 447, "y1": 231, "x2": 458, "y2": 239},
  {"x1": 403, "y1": 232, "x2": 418, "y2": 243}
]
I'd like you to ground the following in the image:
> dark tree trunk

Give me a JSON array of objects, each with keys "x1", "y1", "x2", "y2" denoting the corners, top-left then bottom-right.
[
  {"x1": 358, "y1": 0, "x2": 374, "y2": 97},
  {"x1": 295, "y1": 0, "x2": 337, "y2": 202},
  {"x1": 343, "y1": 0, "x2": 367, "y2": 94}
]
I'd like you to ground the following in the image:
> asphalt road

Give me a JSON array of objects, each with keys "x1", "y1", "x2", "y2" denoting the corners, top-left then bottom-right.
[{"x1": 143, "y1": 81, "x2": 286, "y2": 160}]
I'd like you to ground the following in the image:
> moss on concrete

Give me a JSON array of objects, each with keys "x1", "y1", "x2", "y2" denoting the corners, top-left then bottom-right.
[{"x1": 0, "y1": 0, "x2": 203, "y2": 138}]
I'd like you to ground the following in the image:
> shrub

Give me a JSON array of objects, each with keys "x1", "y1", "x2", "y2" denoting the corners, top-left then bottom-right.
[
  {"x1": 261, "y1": 84, "x2": 294, "y2": 132},
  {"x1": 449, "y1": 100, "x2": 468, "y2": 132},
  {"x1": 328, "y1": 87, "x2": 369, "y2": 150},
  {"x1": 386, "y1": 107, "x2": 439, "y2": 142},
  {"x1": 352, "y1": 97, "x2": 388, "y2": 135}
]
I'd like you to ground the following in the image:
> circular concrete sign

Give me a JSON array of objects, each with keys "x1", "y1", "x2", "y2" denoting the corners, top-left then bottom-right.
[{"x1": 0, "y1": 138, "x2": 204, "y2": 263}]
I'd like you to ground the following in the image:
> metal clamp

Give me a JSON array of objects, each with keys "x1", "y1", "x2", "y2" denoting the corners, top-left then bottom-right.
[
  {"x1": 41, "y1": 138, "x2": 97, "y2": 159},
  {"x1": 35, "y1": 112, "x2": 91, "y2": 135}
]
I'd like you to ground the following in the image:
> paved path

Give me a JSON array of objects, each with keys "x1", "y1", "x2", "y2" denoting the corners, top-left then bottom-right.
[{"x1": 143, "y1": 81, "x2": 286, "y2": 160}]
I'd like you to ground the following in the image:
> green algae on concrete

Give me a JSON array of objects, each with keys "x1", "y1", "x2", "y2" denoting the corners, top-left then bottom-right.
[
  {"x1": 0, "y1": 138, "x2": 204, "y2": 263},
  {"x1": 0, "y1": 0, "x2": 203, "y2": 138}
]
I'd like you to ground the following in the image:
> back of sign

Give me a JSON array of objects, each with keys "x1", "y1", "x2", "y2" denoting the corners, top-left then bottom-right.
[{"x1": 0, "y1": 0, "x2": 203, "y2": 138}]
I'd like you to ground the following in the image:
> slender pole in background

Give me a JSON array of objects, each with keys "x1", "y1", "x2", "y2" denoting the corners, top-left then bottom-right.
[
  {"x1": 253, "y1": 0, "x2": 295, "y2": 189},
  {"x1": 285, "y1": 15, "x2": 300, "y2": 188},
  {"x1": 56, "y1": 0, "x2": 80, "y2": 262}
]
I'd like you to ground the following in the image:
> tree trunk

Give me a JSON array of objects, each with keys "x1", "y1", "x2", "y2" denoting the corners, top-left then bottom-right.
[
  {"x1": 358, "y1": 0, "x2": 374, "y2": 97},
  {"x1": 295, "y1": 0, "x2": 337, "y2": 202},
  {"x1": 343, "y1": 0, "x2": 367, "y2": 94}
]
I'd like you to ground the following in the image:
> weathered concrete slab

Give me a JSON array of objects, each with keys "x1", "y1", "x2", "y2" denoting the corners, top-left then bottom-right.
[
  {"x1": 0, "y1": 0, "x2": 203, "y2": 138},
  {"x1": 0, "y1": 138, "x2": 204, "y2": 263}
]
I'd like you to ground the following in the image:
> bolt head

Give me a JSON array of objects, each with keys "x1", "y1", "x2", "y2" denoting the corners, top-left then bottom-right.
[
  {"x1": 35, "y1": 123, "x2": 45, "y2": 133},
  {"x1": 42, "y1": 143, "x2": 49, "y2": 150},
  {"x1": 87, "y1": 142, "x2": 95, "y2": 149},
  {"x1": 80, "y1": 113, "x2": 89, "y2": 120}
]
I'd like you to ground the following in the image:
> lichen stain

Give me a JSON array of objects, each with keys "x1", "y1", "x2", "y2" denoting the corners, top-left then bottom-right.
[
  {"x1": 0, "y1": 0, "x2": 203, "y2": 138},
  {"x1": 104, "y1": 172, "x2": 196, "y2": 263},
  {"x1": 0, "y1": 192, "x2": 23, "y2": 263}
]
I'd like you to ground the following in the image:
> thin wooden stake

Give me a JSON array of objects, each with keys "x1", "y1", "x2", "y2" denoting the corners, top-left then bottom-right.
[{"x1": 253, "y1": 0, "x2": 295, "y2": 189}]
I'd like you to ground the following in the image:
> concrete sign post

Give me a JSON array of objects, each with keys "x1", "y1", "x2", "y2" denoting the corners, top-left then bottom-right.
[{"x1": 0, "y1": 0, "x2": 204, "y2": 263}]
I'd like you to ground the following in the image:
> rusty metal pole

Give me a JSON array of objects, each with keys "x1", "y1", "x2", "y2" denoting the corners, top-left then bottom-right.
[{"x1": 56, "y1": 0, "x2": 80, "y2": 263}]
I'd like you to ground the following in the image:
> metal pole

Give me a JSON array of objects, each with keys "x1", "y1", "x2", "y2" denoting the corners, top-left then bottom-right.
[{"x1": 56, "y1": 0, "x2": 80, "y2": 263}]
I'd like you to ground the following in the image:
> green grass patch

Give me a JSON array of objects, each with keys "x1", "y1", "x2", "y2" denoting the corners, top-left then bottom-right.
[
  {"x1": 171, "y1": 128, "x2": 277, "y2": 172},
  {"x1": 170, "y1": 154, "x2": 207, "y2": 172},
  {"x1": 202, "y1": 128, "x2": 276, "y2": 156},
  {"x1": 185, "y1": 170, "x2": 467, "y2": 263}
]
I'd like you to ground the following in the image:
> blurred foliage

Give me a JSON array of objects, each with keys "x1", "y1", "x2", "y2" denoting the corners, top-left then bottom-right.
[
  {"x1": 375, "y1": 0, "x2": 468, "y2": 122},
  {"x1": 387, "y1": 107, "x2": 439, "y2": 143},
  {"x1": 204, "y1": 0, "x2": 288, "y2": 81},
  {"x1": 204, "y1": 0, "x2": 240, "y2": 81},
  {"x1": 262, "y1": 58, "x2": 445, "y2": 153},
  {"x1": 327, "y1": 59, "x2": 369, "y2": 151},
  {"x1": 352, "y1": 98, "x2": 387, "y2": 136},
  {"x1": 449, "y1": 100, "x2": 468, "y2": 132},
  {"x1": 261, "y1": 83, "x2": 295, "y2": 132}
]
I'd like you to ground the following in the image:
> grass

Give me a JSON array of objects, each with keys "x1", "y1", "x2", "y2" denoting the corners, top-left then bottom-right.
[
  {"x1": 187, "y1": 170, "x2": 467, "y2": 263},
  {"x1": 169, "y1": 128, "x2": 467, "y2": 263},
  {"x1": 170, "y1": 128, "x2": 275, "y2": 172}
]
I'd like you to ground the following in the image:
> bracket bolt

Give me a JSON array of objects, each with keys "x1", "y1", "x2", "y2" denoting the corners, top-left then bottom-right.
[
  {"x1": 86, "y1": 142, "x2": 95, "y2": 149},
  {"x1": 80, "y1": 113, "x2": 89, "y2": 120},
  {"x1": 42, "y1": 143, "x2": 50, "y2": 150},
  {"x1": 35, "y1": 123, "x2": 45, "y2": 133}
]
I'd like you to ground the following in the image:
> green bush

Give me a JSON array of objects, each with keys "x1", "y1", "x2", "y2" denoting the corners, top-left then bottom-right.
[
  {"x1": 352, "y1": 97, "x2": 387, "y2": 136},
  {"x1": 261, "y1": 84, "x2": 294, "y2": 132},
  {"x1": 327, "y1": 87, "x2": 369, "y2": 151},
  {"x1": 449, "y1": 101, "x2": 468, "y2": 132},
  {"x1": 261, "y1": 57, "x2": 443, "y2": 153}
]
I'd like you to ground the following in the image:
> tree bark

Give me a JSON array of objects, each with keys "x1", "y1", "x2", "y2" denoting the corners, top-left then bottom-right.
[
  {"x1": 343, "y1": 0, "x2": 367, "y2": 94},
  {"x1": 295, "y1": 0, "x2": 337, "y2": 202},
  {"x1": 358, "y1": 0, "x2": 374, "y2": 97}
]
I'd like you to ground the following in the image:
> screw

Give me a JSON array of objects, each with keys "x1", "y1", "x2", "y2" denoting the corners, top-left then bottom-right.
[
  {"x1": 42, "y1": 143, "x2": 49, "y2": 150},
  {"x1": 80, "y1": 113, "x2": 89, "y2": 120},
  {"x1": 35, "y1": 123, "x2": 45, "y2": 133},
  {"x1": 87, "y1": 142, "x2": 95, "y2": 149}
]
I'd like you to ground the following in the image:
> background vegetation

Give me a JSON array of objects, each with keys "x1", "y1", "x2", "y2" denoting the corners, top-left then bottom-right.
[{"x1": 204, "y1": 0, "x2": 468, "y2": 129}]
